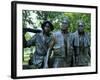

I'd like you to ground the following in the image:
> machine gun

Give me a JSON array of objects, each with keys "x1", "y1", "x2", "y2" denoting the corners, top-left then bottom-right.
[
  {"x1": 23, "y1": 28, "x2": 42, "y2": 33},
  {"x1": 23, "y1": 28, "x2": 42, "y2": 48}
]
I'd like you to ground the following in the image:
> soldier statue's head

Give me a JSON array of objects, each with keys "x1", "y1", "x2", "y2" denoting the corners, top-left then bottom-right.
[
  {"x1": 77, "y1": 20, "x2": 85, "y2": 33},
  {"x1": 61, "y1": 17, "x2": 70, "y2": 33},
  {"x1": 41, "y1": 21, "x2": 54, "y2": 35}
]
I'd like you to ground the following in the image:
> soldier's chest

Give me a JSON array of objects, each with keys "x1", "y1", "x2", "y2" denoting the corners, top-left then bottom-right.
[
  {"x1": 42, "y1": 35, "x2": 51, "y2": 44},
  {"x1": 79, "y1": 35, "x2": 85, "y2": 47},
  {"x1": 62, "y1": 34, "x2": 70, "y2": 49},
  {"x1": 63, "y1": 34, "x2": 69, "y2": 43},
  {"x1": 36, "y1": 34, "x2": 51, "y2": 47}
]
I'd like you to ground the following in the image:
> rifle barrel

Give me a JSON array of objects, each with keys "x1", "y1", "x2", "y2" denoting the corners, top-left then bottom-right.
[{"x1": 23, "y1": 28, "x2": 42, "y2": 33}]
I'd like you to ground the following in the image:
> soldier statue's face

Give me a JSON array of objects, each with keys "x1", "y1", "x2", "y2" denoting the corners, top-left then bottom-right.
[
  {"x1": 61, "y1": 22, "x2": 69, "y2": 32},
  {"x1": 78, "y1": 22, "x2": 84, "y2": 33},
  {"x1": 44, "y1": 23, "x2": 51, "y2": 33}
]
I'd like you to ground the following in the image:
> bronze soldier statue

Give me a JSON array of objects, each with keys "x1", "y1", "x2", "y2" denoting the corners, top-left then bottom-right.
[
  {"x1": 72, "y1": 20, "x2": 90, "y2": 66},
  {"x1": 45, "y1": 17, "x2": 74, "y2": 68},
  {"x1": 23, "y1": 21, "x2": 54, "y2": 69}
]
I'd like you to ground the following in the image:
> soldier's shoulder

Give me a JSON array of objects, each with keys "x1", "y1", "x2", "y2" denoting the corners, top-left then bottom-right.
[
  {"x1": 84, "y1": 32, "x2": 90, "y2": 37},
  {"x1": 53, "y1": 30, "x2": 61, "y2": 34},
  {"x1": 68, "y1": 32, "x2": 73, "y2": 35},
  {"x1": 52, "y1": 30, "x2": 61, "y2": 35},
  {"x1": 32, "y1": 32, "x2": 43, "y2": 38},
  {"x1": 69, "y1": 31, "x2": 78, "y2": 40},
  {"x1": 71, "y1": 31, "x2": 78, "y2": 36},
  {"x1": 73, "y1": 31, "x2": 78, "y2": 34},
  {"x1": 85, "y1": 32, "x2": 90, "y2": 35}
]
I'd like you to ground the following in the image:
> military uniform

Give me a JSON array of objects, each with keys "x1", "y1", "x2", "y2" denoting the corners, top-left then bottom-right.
[
  {"x1": 26, "y1": 32, "x2": 52, "y2": 68},
  {"x1": 51, "y1": 31, "x2": 73, "y2": 68},
  {"x1": 72, "y1": 31, "x2": 90, "y2": 66},
  {"x1": 64, "y1": 32, "x2": 74, "y2": 67}
]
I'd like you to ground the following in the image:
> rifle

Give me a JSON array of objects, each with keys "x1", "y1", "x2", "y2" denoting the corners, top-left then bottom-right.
[
  {"x1": 23, "y1": 28, "x2": 42, "y2": 48},
  {"x1": 23, "y1": 28, "x2": 42, "y2": 33}
]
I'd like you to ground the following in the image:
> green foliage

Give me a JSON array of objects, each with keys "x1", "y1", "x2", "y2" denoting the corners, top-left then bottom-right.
[
  {"x1": 25, "y1": 32, "x2": 31, "y2": 41},
  {"x1": 64, "y1": 12, "x2": 91, "y2": 32},
  {"x1": 22, "y1": 10, "x2": 91, "y2": 32},
  {"x1": 22, "y1": 10, "x2": 34, "y2": 28}
]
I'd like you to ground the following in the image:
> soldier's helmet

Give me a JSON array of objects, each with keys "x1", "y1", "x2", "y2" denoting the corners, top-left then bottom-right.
[
  {"x1": 61, "y1": 17, "x2": 70, "y2": 24},
  {"x1": 77, "y1": 20, "x2": 85, "y2": 27},
  {"x1": 60, "y1": 17, "x2": 70, "y2": 31},
  {"x1": 41, "y1": 21, "x2": 54, "y2": 31},
  {"x1": 77, "y1": 20, "x2": 85, "y2": 33}
]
